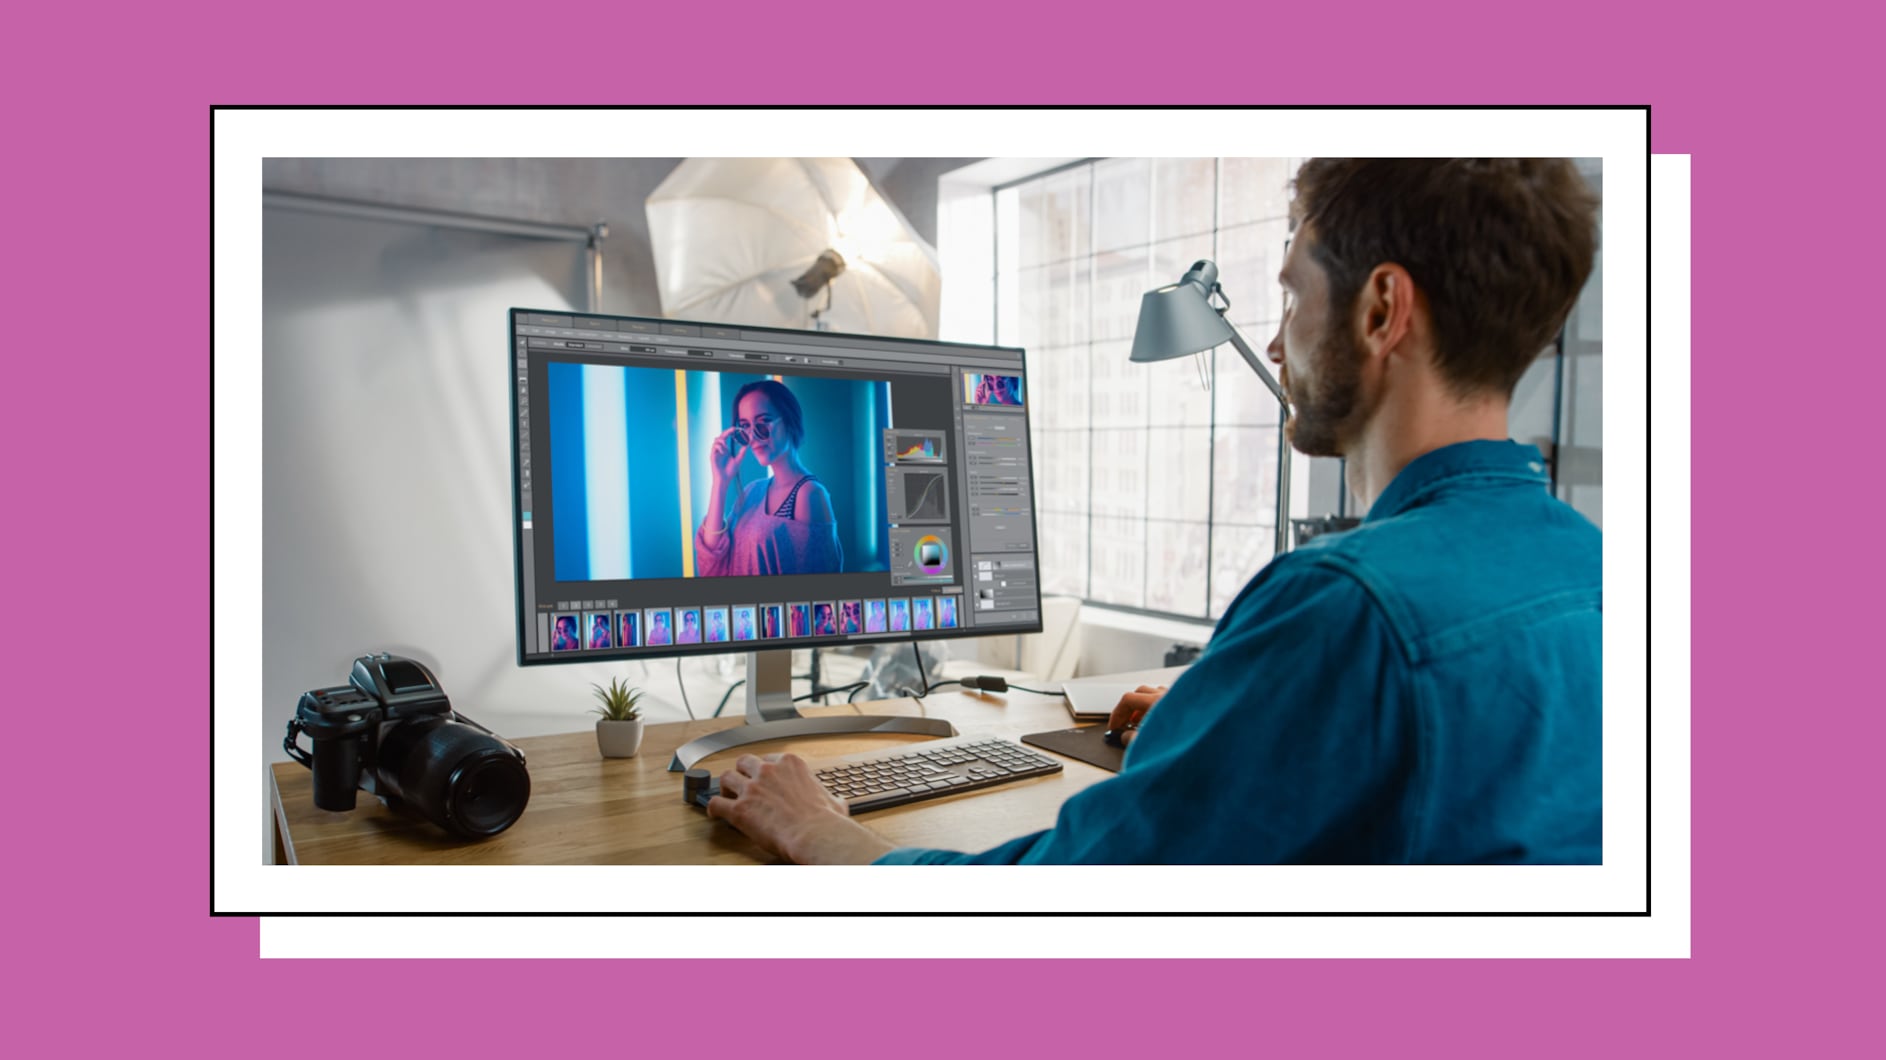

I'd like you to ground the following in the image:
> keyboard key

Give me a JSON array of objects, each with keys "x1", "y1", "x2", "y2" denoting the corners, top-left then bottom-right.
[{"x1": 847, "y1": 789, "x2": 914, "y2": 812}]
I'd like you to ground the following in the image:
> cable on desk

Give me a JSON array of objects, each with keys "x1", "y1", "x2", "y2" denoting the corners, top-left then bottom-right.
[
  {"x1": 714, "y1": 679, "x2": 745, "y2": 718},
  {"x1": 928, "y1": 676, "x2": 1063, "y2": 696},
  {"x1": 675, "y1": 658, "x2": 695, "y2": 721},
  {"x1": 892, "y1": 635, "x2": 933, "y2": 707},
  {"x1": 793, "y1": 682, "x2": 868, "y2": 704}
]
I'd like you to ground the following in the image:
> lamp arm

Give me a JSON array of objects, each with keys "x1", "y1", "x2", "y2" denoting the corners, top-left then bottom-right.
[
  {"x1": 1223, "y1": 323, "x2": 1295, "y2": 557},
  {"x1": 1223, "y1": 324, "x2": 1289, "y2": 409}
]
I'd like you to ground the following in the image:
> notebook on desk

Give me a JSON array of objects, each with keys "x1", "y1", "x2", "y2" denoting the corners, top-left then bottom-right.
[{"x1": 1060, "y1": 665, "x2": 1191, "y2": 720}]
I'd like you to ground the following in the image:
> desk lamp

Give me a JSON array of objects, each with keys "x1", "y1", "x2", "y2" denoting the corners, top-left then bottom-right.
[{"x1": 1132, "y1": 259, "x2": 1294, "y2": 557}]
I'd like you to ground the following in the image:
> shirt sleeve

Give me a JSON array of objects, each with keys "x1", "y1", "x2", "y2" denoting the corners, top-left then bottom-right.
[{"x1": 872, "y1": 559, "x2": 1418, "y2": 865}]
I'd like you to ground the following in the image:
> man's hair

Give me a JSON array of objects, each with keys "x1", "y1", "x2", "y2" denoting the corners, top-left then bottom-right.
[
  {"x1": 1290, "y1": 159, "x2": 1599, "y2": 398},
  {"x1": 734, "y1": 379, "x2": 807, "y2": 448}
]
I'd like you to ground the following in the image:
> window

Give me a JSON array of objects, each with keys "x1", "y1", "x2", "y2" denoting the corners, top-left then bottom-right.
[
  {"x1": 997, "y1": 158, "x2": 1301, "y2": 619},
  {"x1": 986, "y1": 156, "x2": 1602, "y2": 622}
]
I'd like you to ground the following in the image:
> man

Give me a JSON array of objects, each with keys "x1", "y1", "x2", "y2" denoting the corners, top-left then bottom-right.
[{"x1": 709, "y1": 158, "x2": 1602, "y2": 865}]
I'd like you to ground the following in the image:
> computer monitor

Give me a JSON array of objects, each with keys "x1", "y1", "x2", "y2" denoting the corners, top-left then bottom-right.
[{"x1": 509, "y1": 309, "x2": 1044, "y2": 768}]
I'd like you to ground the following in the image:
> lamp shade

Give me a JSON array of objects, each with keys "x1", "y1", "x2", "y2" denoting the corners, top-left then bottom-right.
[{"x1": 1130, "y1": 259, "x2": 1234, "y2": 363}]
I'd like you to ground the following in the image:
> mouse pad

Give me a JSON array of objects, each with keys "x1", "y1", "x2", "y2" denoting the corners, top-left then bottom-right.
[{"x1": 1022, "y1": 725, "x2": 1125, "y2": 774}]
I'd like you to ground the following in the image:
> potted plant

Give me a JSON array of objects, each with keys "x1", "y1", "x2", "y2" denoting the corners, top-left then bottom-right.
[{"x1": 591, "y1": 677, "x2": 646, "y2": 758}]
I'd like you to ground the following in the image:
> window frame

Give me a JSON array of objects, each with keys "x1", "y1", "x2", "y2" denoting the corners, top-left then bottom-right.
[{"x1": 993, "y1": 157, "x2": 1295, "y2": 622}]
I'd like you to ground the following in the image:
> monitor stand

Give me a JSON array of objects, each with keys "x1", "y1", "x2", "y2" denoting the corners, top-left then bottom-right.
[{"x1": 667, "y1": 649, "x2": 955, "y2": 771}]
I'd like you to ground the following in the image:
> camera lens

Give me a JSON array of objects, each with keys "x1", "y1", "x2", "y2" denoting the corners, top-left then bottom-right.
[
  {"x1": 446, "y1": 752, "x2": 532, "y2": 836},
  {"x1": 377, "y1": 716, "x2": 531, "y2": 838}
]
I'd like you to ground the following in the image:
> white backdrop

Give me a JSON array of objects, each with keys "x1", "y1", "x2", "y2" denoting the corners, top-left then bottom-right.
[{"x1": 262, "y1": 207, "x2": 671, "y2": 762}]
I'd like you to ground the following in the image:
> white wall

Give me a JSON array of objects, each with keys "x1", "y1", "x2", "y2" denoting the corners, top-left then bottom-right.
[
  {"x1": 265, "y1": 158, "x2": 684, "y2": 317},
  {"x1": 263, "y1": 208, "x2": 606, "y2": 761},
  {"x1": 263, "y1": 158, "x2": 976, "y2": 319}
]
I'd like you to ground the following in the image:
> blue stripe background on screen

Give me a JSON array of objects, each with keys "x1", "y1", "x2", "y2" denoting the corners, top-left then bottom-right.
[{"x1": 548, "y1": 362, "x2": 894, "y2": 579}]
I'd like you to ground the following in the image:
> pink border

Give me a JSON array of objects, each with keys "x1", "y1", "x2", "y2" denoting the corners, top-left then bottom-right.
[{"x1": 18, "y1": 3, "x2": 1865, "y2": 1050}]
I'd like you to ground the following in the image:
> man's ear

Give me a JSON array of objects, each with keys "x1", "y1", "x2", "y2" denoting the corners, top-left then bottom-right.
[{"x1": 1357, "y1": 262, "x2": 1417, "y2": 363}]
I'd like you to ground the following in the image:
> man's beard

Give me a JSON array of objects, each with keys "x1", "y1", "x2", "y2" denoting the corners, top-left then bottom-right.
[{"x1": 1284, "y1": 325, "x2": 1372, "y2": 458}]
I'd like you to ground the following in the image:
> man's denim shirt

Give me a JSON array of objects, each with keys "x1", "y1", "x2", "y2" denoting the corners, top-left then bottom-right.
[{"x1": 878, "y1": 440, "x2": 1603, "y2": 864}]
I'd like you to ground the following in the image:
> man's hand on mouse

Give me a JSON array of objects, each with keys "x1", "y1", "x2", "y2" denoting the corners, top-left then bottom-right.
[
  {"x1": 1105, "y1": 685, "x2": 1168, "y2": 747},
  {"x1": 706, "y1": 752, "x2": 896, "y2": 864}
]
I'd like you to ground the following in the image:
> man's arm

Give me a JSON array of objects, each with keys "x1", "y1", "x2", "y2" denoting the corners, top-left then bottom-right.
[
  {"x1": 708, "y1": 560, "x2": 1412, "y2": 865},
  {"x1": 873, "y1": 562, "x2": 1415, "y2": 865}
]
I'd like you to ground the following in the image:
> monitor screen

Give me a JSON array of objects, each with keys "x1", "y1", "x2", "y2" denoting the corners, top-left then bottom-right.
[{"x1": 511, "y1": 310, "x2": 1044, "y2": 663}]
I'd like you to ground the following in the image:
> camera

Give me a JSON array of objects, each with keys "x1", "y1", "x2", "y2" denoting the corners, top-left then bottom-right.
[{"x1": 284, "y1": 653, "x2": 531, "y2": 838}]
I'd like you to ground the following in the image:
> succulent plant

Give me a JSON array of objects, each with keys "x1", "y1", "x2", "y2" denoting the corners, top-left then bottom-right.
[{"x1": 590, "y1": 676, "x2": 645, "y2": 722}]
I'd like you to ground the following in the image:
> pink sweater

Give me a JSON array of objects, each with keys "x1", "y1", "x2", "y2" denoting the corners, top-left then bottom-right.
[{"x1": 694, "y1": 479, "x2": 843, "y2": 577}]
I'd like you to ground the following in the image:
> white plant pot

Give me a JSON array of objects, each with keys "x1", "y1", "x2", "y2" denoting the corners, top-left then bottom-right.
[{"x1": 596, "y1": 718, "x2": 645, "y2": 758}]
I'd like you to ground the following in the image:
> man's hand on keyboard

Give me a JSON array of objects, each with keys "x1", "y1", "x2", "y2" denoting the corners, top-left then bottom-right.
[
  {"x1": 1107, "y1": 685, "x2": 1168, "y2": 748},
  {"x1": 706, "y1": 752, "x2": 896, "y2": 865}
]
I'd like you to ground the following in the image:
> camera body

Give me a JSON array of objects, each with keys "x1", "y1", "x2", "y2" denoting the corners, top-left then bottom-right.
[{"x1": 287, "y1": 653, "x2": 530, "y2": 839}]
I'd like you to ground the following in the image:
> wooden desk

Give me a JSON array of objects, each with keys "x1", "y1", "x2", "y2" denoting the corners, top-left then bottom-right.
[{"x1": 269, "y1": 690, "x2": 1106, "y2": 865}]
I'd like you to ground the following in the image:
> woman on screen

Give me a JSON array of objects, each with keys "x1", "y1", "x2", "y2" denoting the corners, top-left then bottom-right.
[
  {"x1": 694, "y1": 380, "x2": 842, "y2": 577},
  {"x1": 552, "y1": 615, "x2": 580, "y2": 652}
]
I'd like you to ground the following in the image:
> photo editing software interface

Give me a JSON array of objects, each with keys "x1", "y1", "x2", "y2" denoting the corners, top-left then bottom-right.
[{"x1": 511, "y1": 310, "x2": 1043, "y2": 662}]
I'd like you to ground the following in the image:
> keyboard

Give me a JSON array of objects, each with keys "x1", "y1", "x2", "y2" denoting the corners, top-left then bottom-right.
[{"x1": 815, "y1": 738, "x2": 1063, "y2": 814}]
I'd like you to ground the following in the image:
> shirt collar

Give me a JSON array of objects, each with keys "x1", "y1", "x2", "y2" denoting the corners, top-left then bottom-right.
[{"x1": 1365, "y1": 440, "x2": 1551, "y2": 522}]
